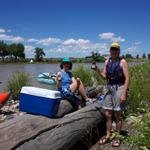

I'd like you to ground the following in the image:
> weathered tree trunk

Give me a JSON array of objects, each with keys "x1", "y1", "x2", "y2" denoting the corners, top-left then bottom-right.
[
  {"x1": 0, "y1": 85, "x2": 105, "y2": 150},
  {"x1": 0, "y1": 102, "x2": 104, "y2": 150}
]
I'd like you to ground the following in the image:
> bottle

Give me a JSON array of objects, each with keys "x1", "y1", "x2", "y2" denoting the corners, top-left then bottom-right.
[
  {"x1": 91, "y1": 61, "x2": 97, "y2": 70},
  {"x1": 57, "y1": 72, "x2": 62, "y2": 81}
]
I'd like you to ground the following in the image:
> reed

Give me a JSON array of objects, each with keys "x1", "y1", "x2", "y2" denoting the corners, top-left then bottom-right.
[{"x1": 4, "y1": 71, "x2": 31, "y2": 100}]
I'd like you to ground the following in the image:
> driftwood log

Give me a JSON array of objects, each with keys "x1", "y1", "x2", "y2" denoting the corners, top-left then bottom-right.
[{"x1": 0, "y1": 86, "x2": 105, "y2": 150}]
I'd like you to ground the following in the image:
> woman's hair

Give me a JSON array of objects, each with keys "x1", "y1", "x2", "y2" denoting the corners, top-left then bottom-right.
[{"x1": 60, "y1": 62, "x2": 72, "y2": 70}]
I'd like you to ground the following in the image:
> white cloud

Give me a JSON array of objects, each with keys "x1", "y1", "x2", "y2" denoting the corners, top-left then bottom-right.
[
  {"x1": 0, "y1": 28, "x2": 12, "y2": 33},
  {"x1": 99, "y1": 32, "x2": 125, "y2": 43},
  {"x1": 134, "y1": 41, "x2": 141, "y2": 45},
  {"x1": 111, "y1": 36, "x2": 125, "y2": 42},
  {"x1": 25, "y1": 45, "x2": 35, "y2": 58},
  {"x1": 46, "y1": 39, "x2": 109, "y2": 57},
  {"x1": 0, "y1": 28, "x2": 6, "y2": 33},
  {"x1": 63, "y1": 38, "x2": 90, "y2": 45},
  {"x1": 27, "y1": 38, "x2": 38, "y2": 42},
  {"x1": 126, "y1": 42, "x2": 141, "y2": 54},
  {"x1": 99, "y1": 32, "x2": 115, "y2": 40},
  {"x1": 127, "y1": 47, "x2": 137, "y2": 52},
  {"x1": 126, "y1": 45, "x2": 139, "y2": 56},
  {"x1": 25, "y1": 45, "x2": 35, "y2": 52},
  {"x1": 0, "y1": 34, "x2": 24, "y2": 42},
  {"x1": 36, "y1": 37, "x2": 62, "y2": 45}
]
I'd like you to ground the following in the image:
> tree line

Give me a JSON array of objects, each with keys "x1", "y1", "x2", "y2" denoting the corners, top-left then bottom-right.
[
  {"x1": 0, "y1": 41, "x2": 46, "y2": 62},
  {"x1": 0, "y1": 40, "x2": 150, "y2": 62},
  {"x1": 0, "y1": 41, "x2": 25, "y2": 62}
]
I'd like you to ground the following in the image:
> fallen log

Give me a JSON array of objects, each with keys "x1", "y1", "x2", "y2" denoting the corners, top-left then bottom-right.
[
  {"x1": 0, "y1": 85, "x2": 105, "y2": 150},
  {"x1": 0, "y1": 102, "x2": 104, "y2": 150},
  {"x1": 57, "y1": 85, "x2": 105, "y2": 117}
]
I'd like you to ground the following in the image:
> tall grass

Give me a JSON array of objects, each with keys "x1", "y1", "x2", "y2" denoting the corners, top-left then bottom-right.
[
  {"x1": 72, "y1": 65, "x2": 105, "y2": 87},
  {"x1": 128, "y1": 62, "x2": 150, "y2": 114},
  {"x1": 72, "y1": 65, "x2": 93, "y2": 87},
  {"x1": 4, "y1": 71, "x2": 31, "y2": 100},
  {"x1": 73, "y1": 63, "x2": 150, "y2": 148},
  {"x1": 72, "y1": 63, "x2": 150, "y2": 114}
]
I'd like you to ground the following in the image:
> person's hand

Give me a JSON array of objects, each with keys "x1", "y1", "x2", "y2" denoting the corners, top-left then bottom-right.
[
  {"x1": 91, "y1": 62, "x2": 98, "y2": 71},
  {"x1": 76, "y1": 77, "x2": 80, "y2": 82},
  {"x1": 76, "y1": 77, "x2": 81, "y2": 86},
  {"x1": 120, "y1": 93, "x2": 126, "y2": 104},
  {"x1": 56, "y1": 72, "x2": 62, "y2": 81}
]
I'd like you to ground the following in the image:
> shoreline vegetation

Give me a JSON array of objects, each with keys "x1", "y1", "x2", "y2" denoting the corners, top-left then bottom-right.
[
  {"x1": 1, "y1": 61, "x2": 150, "y2": 149},
  {"x1": 0, "y1": 57, "x2": 149, "y2": 64},
  {"x1": 0, "y1": 40, "x2": 150, "y2": 64},
  {"x1": 73, "y1": 62, "x2": 150, "y2": 149}
]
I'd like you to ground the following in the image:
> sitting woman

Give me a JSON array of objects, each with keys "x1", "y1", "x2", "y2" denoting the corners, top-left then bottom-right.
[{"x1": 56, "y1": 57, "x2": 92, "y2": 110}]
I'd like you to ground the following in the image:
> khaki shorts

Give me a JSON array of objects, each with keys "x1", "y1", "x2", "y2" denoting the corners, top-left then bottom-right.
[{"x1": 102, "y1": 85, "x2": 127, "y2": 111}]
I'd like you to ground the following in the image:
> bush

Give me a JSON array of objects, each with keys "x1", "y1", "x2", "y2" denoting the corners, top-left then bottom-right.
[
  {"x1": 72, "y1": 65, "x2": 106, "y2": 87},
  {"x1": 72, "y1": 65, "x2": 93, "y2": 87},
  {"x1": 4, "y1": 71, "x2": 31, "y2": 100}
]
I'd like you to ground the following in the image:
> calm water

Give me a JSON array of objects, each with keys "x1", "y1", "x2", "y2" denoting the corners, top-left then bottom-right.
[
  {"x1": 0, "y1": 63, "x2": 104, "y2": 92},
  {"x1": 0, "y1": 62, "x2": 143, "y2": 92}
]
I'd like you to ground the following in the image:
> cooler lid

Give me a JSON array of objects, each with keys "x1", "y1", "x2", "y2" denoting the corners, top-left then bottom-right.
[{"x1": 20, "y1": 86, "x2": 61, "y2": 99}]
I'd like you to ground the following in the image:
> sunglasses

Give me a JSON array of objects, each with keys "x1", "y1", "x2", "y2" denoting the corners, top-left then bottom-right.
[{"x1": 110, "y1": 48, "x2": 119, "y2": 51}]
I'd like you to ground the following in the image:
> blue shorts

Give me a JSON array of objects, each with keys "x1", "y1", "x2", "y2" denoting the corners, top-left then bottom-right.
[{"x1": 60, "y1": 88, "x2": 80, "y2": 108}]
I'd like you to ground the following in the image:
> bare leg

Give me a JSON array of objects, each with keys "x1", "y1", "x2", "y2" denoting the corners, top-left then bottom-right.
[
  {"x1": 114, "y1": 111, "x2": 122, "y2": 134},
  {"x1": 105, "y1": 110, "x2": 113, "y2": 138},
  {"x1": 78, "y1": 80, "x2": 88, "y2": 100},
  {"x1": 70, "y1": 79, "x2": 88, "y2": 100},
  {"x1": 70, "y1": 80, "x2": 79, "y2": 93}
]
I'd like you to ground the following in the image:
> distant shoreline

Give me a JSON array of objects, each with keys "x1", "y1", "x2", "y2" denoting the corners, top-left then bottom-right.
[{"x1": 0, "y1": 58, "x2": 149, "y2": 64}]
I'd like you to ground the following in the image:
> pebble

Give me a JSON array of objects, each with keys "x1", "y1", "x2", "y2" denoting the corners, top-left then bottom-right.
[{"x1": 0, "y1": 99, "x2": 25, "y2": 123}]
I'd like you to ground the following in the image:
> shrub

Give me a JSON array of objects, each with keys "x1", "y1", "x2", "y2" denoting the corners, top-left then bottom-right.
[
  {"x1": 72, "y1": 65, "x2": 93, "y2": 86},
  {"x1": 4, "y1": 71, "x2": 31, "y2": 100},
  {"x1": 72, "y1": 65, "x2": 106, "y2": 87}
]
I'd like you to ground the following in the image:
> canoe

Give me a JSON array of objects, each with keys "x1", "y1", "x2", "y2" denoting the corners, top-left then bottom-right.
[
  {"x1": 0, "y1": 92, "x2": 10, "y2": 106},
  {"x1": 37, "y1": 73, "x2": 56, "y2": 85}
]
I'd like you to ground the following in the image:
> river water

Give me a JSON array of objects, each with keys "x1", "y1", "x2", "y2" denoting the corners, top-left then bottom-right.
[
  {"x1": 0, "y1": 62, "x2": 143, "y2": 92},
  {"x1": 0, "y1": 63, "x2": 104, "y2": 92}
]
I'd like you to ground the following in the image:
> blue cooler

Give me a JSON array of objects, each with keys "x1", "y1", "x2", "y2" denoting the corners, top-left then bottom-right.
[{"x1": 19, "y1": 86, "x2": 61, "y2": 117}]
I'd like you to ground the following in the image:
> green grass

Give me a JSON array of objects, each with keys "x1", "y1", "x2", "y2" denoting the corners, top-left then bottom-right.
[
  {"x1": 127, "y1": 62, "x2": 150, "y2": 114},
  {"x1": 72, "y1": 65, "x2": 105, "y2": 87},
  {"x1": 4, "y1": 71, "x2": 31, "y2": 100},
  {"x1": 72, "y1": 62, "x2": 150, "y2": 114},
  {"x1": 121, "y1": 62, "x2": 150, "y2": 149},
  {"x1": 125, "y1": 113, "x2": 150, "y2": 150}
]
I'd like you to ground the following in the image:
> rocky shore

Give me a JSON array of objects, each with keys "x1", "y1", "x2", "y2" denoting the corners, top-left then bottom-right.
[{"x1": 0, "y1": 99, "x2": 25, "y2": 123}]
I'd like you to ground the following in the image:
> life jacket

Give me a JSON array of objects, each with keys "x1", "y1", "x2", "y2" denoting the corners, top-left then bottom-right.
[{"x1": 106, "y1": 57, "x2": 125, "y2": 85}]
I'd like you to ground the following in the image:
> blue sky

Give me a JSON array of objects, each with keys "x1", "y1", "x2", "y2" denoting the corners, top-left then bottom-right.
[{"x1": 0, "y1": 0, "x2": 150, "y2": 58}]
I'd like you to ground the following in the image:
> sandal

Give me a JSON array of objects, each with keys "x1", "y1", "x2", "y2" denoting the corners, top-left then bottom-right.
[
  {"x1": 99, "y1": 136, "x2": 110, "y2": 145},
  {"x1": 112, "y1": 138, "x2": 121, "y2": 147}
]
